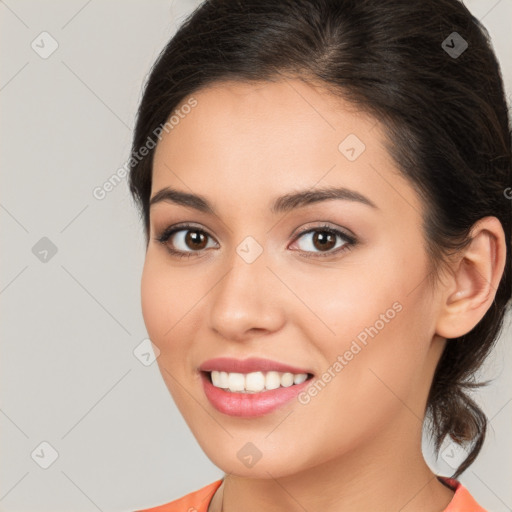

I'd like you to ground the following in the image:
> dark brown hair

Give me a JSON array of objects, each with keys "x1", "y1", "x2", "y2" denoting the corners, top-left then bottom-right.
[{"x1": 128, "y1": 0, "x2": 512, "y2": 478}]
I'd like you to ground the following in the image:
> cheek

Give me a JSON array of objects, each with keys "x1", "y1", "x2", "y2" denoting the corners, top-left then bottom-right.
[
  {"x1": 140, "y1": 256, "x2": 182, "y2": 350},
  {"x1": 294, "y1": 297, "x2": 433, "y2": 466},
  {"x1": 141, "y1": 257, "x2": 198, "y2": 405},
  {"x1": 295, "y1": 238, "x2": 433, "y2": 397},
  {"x1": 325, "y1": 288, "x2": 434, "y2": 429},
  {"x1": 282, "y1": 259, "x2": 415, "y2": 346},
  {"x1": 140, "y1": 259, "x2": 164, "y2": 342},
  {"x1": 140, "y1": 254, "x2": 207, "y2": 371}
]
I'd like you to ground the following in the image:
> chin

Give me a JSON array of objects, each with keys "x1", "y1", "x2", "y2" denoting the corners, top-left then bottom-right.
[{"x1": 200, "y1": 441, "x2": 315, "y2": 480}]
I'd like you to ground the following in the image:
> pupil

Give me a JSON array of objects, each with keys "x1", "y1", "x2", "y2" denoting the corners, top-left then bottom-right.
[
  {"x1": 186, "y1": 230, "x2": 206, "y2": 249},
  {"x1": 314, "y1": 231, "x2": 335, "y2": 251}
]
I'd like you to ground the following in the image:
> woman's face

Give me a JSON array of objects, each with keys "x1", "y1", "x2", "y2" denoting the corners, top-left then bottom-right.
[{"x1": 141, "y1": 78, "x2": 447, "y2": 478}]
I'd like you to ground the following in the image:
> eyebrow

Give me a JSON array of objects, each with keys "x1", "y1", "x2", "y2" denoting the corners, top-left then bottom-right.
[{"x1": 149, "y1": 186, "x2": 378, "y2": 214}]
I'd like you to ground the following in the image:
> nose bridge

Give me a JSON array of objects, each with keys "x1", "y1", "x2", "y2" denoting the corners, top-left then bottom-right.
[{"x1": 208, "y1": 234, "x2": 284, "y2": 338}]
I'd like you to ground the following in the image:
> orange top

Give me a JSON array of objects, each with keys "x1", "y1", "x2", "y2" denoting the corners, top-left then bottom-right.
[{"x1": 135, "y1": 476, "x2": 487, "y2": 512}]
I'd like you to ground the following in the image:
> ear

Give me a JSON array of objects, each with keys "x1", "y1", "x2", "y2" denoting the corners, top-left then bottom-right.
[{"x1": 435, "y1": 216, "x2": 507, "y2": 339}]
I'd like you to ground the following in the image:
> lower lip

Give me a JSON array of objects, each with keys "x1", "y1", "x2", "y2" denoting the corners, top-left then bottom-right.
[{"x1": 200, "y1": 371, "x2": 313, "y2": 418}]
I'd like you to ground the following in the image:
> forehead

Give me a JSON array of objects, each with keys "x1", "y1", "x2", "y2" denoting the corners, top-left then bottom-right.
[
  {"x1": 157, "y1": 78, "x2": 374, "y2": 153},
  {"x1": 151, "y1": 78, "x2": 422, "y2": 220}
]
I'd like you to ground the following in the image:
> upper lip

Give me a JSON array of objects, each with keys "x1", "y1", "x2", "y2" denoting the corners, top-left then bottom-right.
[{"x1": 199, "y1": 357, "x2": 313, "y2": 375}]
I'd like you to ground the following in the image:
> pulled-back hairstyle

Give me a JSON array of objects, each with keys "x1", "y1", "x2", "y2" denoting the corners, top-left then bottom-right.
[{"x1": 128, "y1": 0, "x2": 512, "y2": 478}]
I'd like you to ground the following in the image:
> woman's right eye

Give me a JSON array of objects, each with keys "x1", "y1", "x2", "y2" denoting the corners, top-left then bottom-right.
[{"x1": 155, "y1": 224, "x2": 219, "y2": 258}]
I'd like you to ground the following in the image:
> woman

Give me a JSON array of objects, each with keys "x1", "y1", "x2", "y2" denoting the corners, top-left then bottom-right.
[{"x1": 129, "y1": 0, "x2": 511, "y2": 510}]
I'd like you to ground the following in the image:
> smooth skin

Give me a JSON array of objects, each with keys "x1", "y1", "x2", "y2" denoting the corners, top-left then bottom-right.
[{"x1": 141, "y1": 78, "x2": 506, "y2": 512}]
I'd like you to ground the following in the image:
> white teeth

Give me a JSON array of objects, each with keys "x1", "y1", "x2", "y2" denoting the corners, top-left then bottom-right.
[
  {"x1": 281, "y1": 372, "x2": 294, "y2": 387},
  {"x1": 227, "y1": 372, "x2": 245, "y2": 392},
  {"x1": 265, "y1": 371, "x2": 281, "y2": 390},
  {"x1": 245, "y1": 371, "x2": 266, "y2": 392},
  {"x1": 293, "y1": 373, "x2": 308, "y2": 385},
  {"x1": 218, "y1": 371, "x2": 229, "y2": 388},
  {"x1": 209, "y1": 370, "x2": 310, "y2": 393}
]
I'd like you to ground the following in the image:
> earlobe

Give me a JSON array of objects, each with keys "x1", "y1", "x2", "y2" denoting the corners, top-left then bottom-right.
[{"x1": 435, "y1": 216, "x2": 506, "y2": 339}]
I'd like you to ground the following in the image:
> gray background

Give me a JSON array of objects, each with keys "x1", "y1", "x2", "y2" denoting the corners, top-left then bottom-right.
[{"x1": 1, "y1": 1, "x2": 511, "y2": 511}]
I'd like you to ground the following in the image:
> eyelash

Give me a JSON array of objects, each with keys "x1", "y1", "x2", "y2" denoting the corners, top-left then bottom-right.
[{"x1": 154, "y1": 222, "x2": 357, "y2": 260}]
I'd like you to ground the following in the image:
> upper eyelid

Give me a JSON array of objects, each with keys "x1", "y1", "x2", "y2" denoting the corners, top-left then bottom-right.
[{"x1": 159, "y1": 222, "x2": 351, "y2": 236}]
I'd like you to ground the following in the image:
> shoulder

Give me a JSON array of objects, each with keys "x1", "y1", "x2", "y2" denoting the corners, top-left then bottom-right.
[
  {"x1": 135, "y1": 479, "x2": 223, "y2": 512},
  {"x1": 438, "y1": 476, "x2": 489, "y2": 512}
]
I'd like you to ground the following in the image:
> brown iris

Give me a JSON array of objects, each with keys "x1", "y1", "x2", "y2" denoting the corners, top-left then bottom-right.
[
  {"x1": 311, "y1": 231, "x2": 336, "y2": 252},
  {"x1": 184, "y1": 230, "x2": 208, "y2": 250}
]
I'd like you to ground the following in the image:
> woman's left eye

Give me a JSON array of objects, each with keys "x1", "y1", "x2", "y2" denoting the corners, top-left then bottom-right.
[
  {"x1": 155, "y1": 223, "x2": 356, "y2": 259},
  {"x1": 291, "y1": 225, "x2": 356, "y2": 258}
]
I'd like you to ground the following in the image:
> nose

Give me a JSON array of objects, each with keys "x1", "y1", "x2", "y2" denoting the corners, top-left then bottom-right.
[{"x1": 208, "y1": 247, "x2": 286, "y2": 342}]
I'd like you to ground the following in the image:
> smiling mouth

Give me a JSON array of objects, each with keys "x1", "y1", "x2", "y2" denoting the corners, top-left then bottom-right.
[{"x1": 201, "y1": 370, "x2": 315, "y2": 394}]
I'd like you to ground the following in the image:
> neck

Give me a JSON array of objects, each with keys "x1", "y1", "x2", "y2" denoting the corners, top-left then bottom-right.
[{"x1": 210, "y1": 413, "x2": 454, "y2": 512}]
